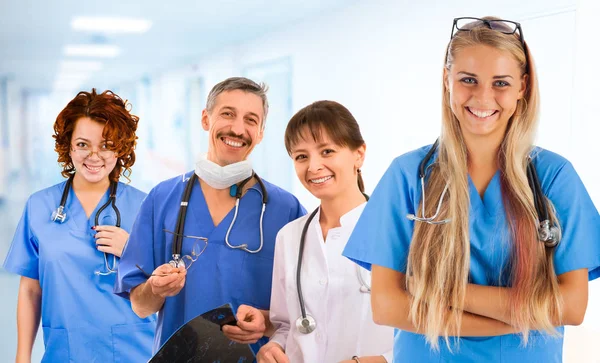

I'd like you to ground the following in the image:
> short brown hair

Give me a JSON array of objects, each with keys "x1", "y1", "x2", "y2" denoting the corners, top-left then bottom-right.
[
  {"x1": 284, "y1": 100, "x2": 366, "y2": 192},
  {"x1": 53, "y1": 89, "x2": 139, "y2": 182}
]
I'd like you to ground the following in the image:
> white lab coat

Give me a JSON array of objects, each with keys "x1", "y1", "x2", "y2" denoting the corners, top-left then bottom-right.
[{"x1": 269, "y1": 203, "x2": 394, "y2": 363}]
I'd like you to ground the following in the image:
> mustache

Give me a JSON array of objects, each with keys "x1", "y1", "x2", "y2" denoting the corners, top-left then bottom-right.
[{"x1": 217, "y1": 131, "x2": 252, "y2": 146}]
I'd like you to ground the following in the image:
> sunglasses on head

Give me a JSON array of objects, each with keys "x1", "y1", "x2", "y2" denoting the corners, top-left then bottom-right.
[{"x1": 450, "y1": 17, "x2": 529, "y2": 72}]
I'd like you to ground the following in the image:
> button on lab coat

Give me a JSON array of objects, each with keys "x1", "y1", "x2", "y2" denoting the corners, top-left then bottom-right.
[{"x1": 269, "y1": 203, "x2": 394, "y2": 362}]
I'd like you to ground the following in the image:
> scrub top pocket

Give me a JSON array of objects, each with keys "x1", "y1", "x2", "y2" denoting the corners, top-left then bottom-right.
[
  {"x1": 42, "y1": 327, "x2": 70, "y2": 363},
  {"x1": 238, "y1": 253, "x2": 274, "y2": 309},
  {"x1": 500, "y1": 330, "x2": 563, "y2": 362},
  {"x1": 216, "y1": 245, "x2": 273, "y2": 310},
  {"x1": 111, "y1": 321, "x2": 156, "y2": 363}
]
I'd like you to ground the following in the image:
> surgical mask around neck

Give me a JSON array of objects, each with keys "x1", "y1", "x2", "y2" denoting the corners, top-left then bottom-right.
[{"x1": 194, "y1": 153, "x2": 253, "y2": 189}]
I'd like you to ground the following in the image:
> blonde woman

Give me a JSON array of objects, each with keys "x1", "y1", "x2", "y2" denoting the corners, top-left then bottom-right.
[{"x1": 343, "y1": 17, "x2": 600, "y2": 362}]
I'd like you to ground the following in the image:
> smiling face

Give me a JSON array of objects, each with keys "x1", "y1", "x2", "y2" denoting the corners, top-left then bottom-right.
[
  {"x1": 290, "y1": 127, "x2": 365, "y2": 202},
  {"x1": 70, "y1": 117, "x2": 118, "y2": 185},
  {"x1": 446, "y1": 44, "x2": 527, "y2": 146},
  {"x1": 201, "y1": 89, "x2": 265, "y2": 166}
]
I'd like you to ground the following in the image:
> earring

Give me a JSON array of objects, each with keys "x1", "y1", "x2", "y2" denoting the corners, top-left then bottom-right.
[{"x1": 357, "y1": 168, "x2": 362, "y2": 174}]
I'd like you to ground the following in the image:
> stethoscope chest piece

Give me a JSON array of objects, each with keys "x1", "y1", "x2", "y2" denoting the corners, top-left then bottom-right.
[
  {"x1": 52, "y1": 175, "x2": 74, "y2": 223},
  {"x1": 51, "y1": 206, "x2": 67, "y2": 223},
  {"x1": 539, "y1": 220, "x2": 561, "y2": 248},
  {"x1": 169, "y1": 255, "x2": 186, "y2": 269},
  {"x1": 295, "y1": 315, "x2": 316, "y2": 334}
]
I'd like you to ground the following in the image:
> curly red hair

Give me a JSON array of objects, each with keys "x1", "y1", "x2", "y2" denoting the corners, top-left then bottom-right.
[{"x1": 53, "y1": 89, "x2": 139, "y2": 182}]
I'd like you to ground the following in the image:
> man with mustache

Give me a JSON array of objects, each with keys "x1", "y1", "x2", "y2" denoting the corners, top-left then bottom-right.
[{"x1": 115, "y1": 77, "x2": 305, "y2": 357}]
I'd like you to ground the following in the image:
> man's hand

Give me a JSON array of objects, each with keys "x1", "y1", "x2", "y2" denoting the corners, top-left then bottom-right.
[
  {"x1": 222, "y1": 304, "x2": 266, "y2": 344},
  {"x1": 147, "y1": 264, "x2": 187, "y2": 298},
  {"x1": 257, "y1": 341, "x2": 289, "y2": 363}
]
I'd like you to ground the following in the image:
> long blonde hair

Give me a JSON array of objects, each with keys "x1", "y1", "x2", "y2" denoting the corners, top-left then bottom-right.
[{"x1": 406, "y1": 17, "x2": 562, "y2": 349}]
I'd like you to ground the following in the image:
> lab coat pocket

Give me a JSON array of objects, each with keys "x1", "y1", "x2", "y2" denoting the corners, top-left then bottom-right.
[
  {"x1": 287, "y1": 329, "x2": 317, "y2": 363},
  {"x1": 111, "y1": 322, "x2": 155, "y2": 363},
  {"x1": 41, "y1": 327, "x2": 70, "y2": 363}
]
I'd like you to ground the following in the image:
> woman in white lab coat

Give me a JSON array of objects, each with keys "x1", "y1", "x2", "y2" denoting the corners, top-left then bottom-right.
[{"x1": 257, "y1": 101, "x2": 394, "y2": 363}]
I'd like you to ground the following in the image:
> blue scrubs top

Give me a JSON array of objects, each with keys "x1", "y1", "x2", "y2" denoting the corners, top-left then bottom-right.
[
  {"x1": 3, "y1": 180, "x2": 156, "y2": 363},
  {"x1": 115, "y1": 171, "x2": 305, "y2": 355},
  {"x1": 343, "y1": 145, "x2": 600, "y2": 363}
]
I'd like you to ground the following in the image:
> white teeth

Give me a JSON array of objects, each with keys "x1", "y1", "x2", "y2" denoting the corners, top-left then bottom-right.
[
  {"x1": 469, "y1": 108, "x2": 496, "y2": 118},
  {"x1": 310, "y1": 176, "x2": 332, "y2": 184},
  {"x1": 86, "y1": 165, "x2": 102, "y2": 171},
  {"x1": 223, "y1": 138, "x2": 243, "y2": 148}
]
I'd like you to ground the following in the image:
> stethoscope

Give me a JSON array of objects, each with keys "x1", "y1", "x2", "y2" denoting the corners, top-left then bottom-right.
[
  {"x1": 296, "y1": 195, "x2": 371, "y2": 334},
  {"x1": 406, "y1": 139, "x2": 561, "y2": 248},
  {"x1": 169, "y1": 171, "x2": 269, "y2": 268},
  {"x1": 51, "y1": 174, "x2": 122, "y2": 275}
]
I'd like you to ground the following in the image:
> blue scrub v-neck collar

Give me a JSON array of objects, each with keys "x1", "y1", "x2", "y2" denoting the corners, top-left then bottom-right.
[
  {"x1": 65, "y1": 181, "x2": 124, "y2": 233},
  {"x1": 468, "y1": 171, "x2": 502, "y2": 217},
  {"x1": 419, "y1": 144, "x2": 503, "y2": 217},
  {"x1": 187, "y1": 177, "x2": 265, "y2": 234}
]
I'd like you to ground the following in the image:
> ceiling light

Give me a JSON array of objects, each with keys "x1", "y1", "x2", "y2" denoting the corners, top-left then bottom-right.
[
  {"x1": 64, "y1": 45, "x2": 120, "y2": 58},
  {"x1": 71, "y1": 17, "x2": 152, "y2": 34}
]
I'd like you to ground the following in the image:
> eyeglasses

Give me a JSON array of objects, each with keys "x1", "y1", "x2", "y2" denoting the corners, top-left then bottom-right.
[
  {"x1": 450, "y1": 17, "x2": 529, "y2": 73},
  {"x1": 136, "y1": 230, "x2": 208, "y2": 277},
  {"x1": 71, "y1": 144, "x2": 116, "y2": 160},
  {"x1": 451, "y1": 17, "x2": 525, "y2": 47}
]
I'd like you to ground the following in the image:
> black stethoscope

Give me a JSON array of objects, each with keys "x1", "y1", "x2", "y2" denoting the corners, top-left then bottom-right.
[
  {"x1": 51, "y1": 174, "x2": 122, "y2": 275},
  {"x1": 406, "y1": 139, "x2": 561, "y2": 247},
  {"x1": 169, "y1": 171, "x2": 269, "y2": 268},
  {"x1": 296, "y1": 194, "x2": 370, "y2": 334}
]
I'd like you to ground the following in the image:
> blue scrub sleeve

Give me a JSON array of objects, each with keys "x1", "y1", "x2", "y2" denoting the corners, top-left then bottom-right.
[
  {"x1": 291, "y1": 199, "x2": 307, "y2": 221},
  {"x1": 2, "y1": 198, "x2": 39, "y2": 279},
  {"x1": 546, "y1": 161, "x2": 600, "y2": 280},
  {"x1": 114, "y1": 188, "x2": 157, "y2": 298},
  {"x1": 343, "y1": 157, "x2": 415, "y2": 272}
]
